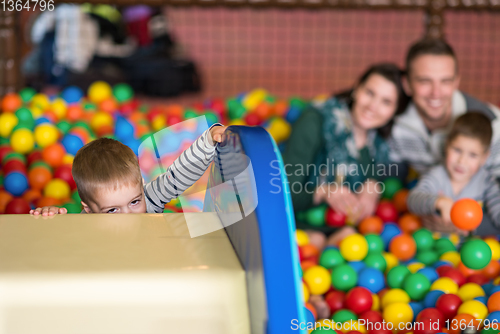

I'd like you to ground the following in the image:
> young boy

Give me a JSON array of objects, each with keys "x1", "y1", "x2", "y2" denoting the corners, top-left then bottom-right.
[
  {"x1": 407, "y1": 112, "x2": 500, "y2": 236},
  {"x1": 30, "y1": 125, "x2": 226, "y2": 216}
]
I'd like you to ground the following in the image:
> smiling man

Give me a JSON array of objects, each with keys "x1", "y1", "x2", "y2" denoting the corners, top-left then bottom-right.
[{"x1": 390, "y1": 39, "x2": 500, "y2": 179}]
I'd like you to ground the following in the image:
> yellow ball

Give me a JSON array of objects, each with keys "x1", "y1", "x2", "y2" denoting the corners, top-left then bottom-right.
[
  {"x1": 151, "y1": 115, "x2": 166, "y2": 132},
  {"x1": 31, "y1": 106, "x2": 44, "y2": 119},
  {"x1": 408, "y1": 262, "x2": 425, "y2": 273},
  {"x1": 51, "y1": 98, "x2": 67, "y2": 120},
  {"x1": 44, "y1": 179, "x2": 70, "y2": 200},
  {"x1": 382, "y1": 289, "x2": 411, "y2": 308},
  {"x1": 90, "y1": 111, "x2": 114, "y2": 131},
  {"x1": 296, "y1": 229, "x2": 310, "y2": 247},
  {"x1": 458, "y1": 300, "x2": 488, "y2": 320},
  {"x1": 457, "y1": 283, "x2": 485, "y2": 301},
  {"x1": 63, "y1": 154, "x2": 74, "y2": 165},
  {"x1": 449, "y1": 234, "x2": 461, "y2": 246},
  {"x1": 340, "y1": 234, "x2": 368, "y2": 261},
  {"x1": 431, "y1": 277, "x2": 459, "y2": 294},
  {"x1": 0, "y1": 113, "x2": 19, "y2": 137},
  {"x1": 372, "y1": 293, "x2": 380, "y2": 311},
  {"x1": 440, "y1": 251, "x2": 461, "y2": 267},
  {"x1": 243, "y1": 88, "x2": 268, "y2": 111},
  {"x1": 267, "y1": 118, "x2": 291, "y2": 144},
  {"x1": 383, "y1": 302, "x2": 413, "y2": 329},
  {"x1": 343, "y1": 320, "x2": 366, "y2": 333},
  {"x1": 10, "y1": 129, "x2": 34, "y2": 154},
  {"x1": 303, "y1": 281, "x2": 310, "y2": 303},
  {"x1": 228, "y1": 119, "x2": 246, "y2": 126},
  {"x1": 34, "y1": 123, "x2": 59, "y2": 148},
  {"x1": 88, "y1": 81, "x2": 112, "y2": 104},
  {"x1": 303, "y1": 265, "x2": 331, "y2": 295},
  {"x1": 494, "y1": 277, "x2": 500, "y2": 285},
  {"x1": 383, "y1": 252, "x2": 399, "y2": 273},
  {"x1": 31, "y1": 93, "x2": 50, "y2": 110},
  {"x1": 485, "y1": 238, "x2": 500, "y2": 261}
]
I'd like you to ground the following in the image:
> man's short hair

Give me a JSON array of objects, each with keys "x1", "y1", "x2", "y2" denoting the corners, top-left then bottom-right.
[
  {"x1": 447, "y1": 112, "x2": 493, "y2": 151},
  {"x1": 72, "y1": 138, "x2": 142, "y2": 204},
  {"x1": 406, "y1": 39, "x2": 458, "y2": 76}
]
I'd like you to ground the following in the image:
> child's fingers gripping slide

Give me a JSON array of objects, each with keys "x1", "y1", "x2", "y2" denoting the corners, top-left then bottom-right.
[
  {"x1": 30, "y1": 206, "x2": 68, "y2": 216},
  {"x1": 210, "y1": 126, "x2": 227, "y2": 144}
]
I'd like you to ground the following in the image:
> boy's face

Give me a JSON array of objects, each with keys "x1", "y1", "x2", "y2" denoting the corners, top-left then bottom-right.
[
  {"x1": 446, "y1": 135, "x2": 489, "y2": 184},
  {"x1": 82, "y1": 182, "x2": 147, "y2": 214}
]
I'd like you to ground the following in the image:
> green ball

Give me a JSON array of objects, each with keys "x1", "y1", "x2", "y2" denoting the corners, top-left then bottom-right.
[
  {"x1": 3, "y1": 152, "x2": 27, "y2": 164},
  {"x1": 416, "y1": 250, "x2": 439, "y2": 266},
  {"x1": 365, "y1": 234, "x2": 384, "y2": 253},
  {"x1": 19, "y1": 87, "x2": 37, "y2": 103},
  {"x1": 13, "y1": 119, "x2": 35, "y2": 131},
  {"x1": 319, "y1": 248, "x2": 345, "y2": 269},
  {"x1": 163, "y1": 208, "x2": 176, "y2": 213},
  {"x1": 460, "y1": 239, "x2": 492, "y2": 270},
  {"x1": 83, "y1": 102, "x2": 97, "y2": 111},
  {"x1": 434, "y1": 238, "x2": 456, "y2": 256},
  {"x1": 57, "y1": 120, "x2": 72, "y2": 135},
  {"x1": 73, "y1": 121, "x2": 92, "y2": 133},
  {"x1": 482, "y1": 328, "x2": 500, "y2": 334},
  {"x1": 184, "y1": 109, "x2": 198, "y2": 120},
  {"x1": 71, "y1": 191, "x2": 81, "y2": 204},
  {"x1": 63, "y1": 201, "x2": 82, "y2": 213},
  {"x1": 0, "y1": 173, "x2": 3, "y2": 185},
  {"x1": 0, "y1": 137, "x2": 9, "y2": 145},
  {"x1": 305, "y1": 205, "x2": 327, "y2": 226},
  {"x1": 15, "y1": 107, "x2": 34, "y2": 123},
  {"x1": 364, "y1": 253, "x2": 387, "y2": 272},
  {"x1": 403, "y1": 273, "x2": 431, "y2": 301},
  {"x1": 332, "y1": 309, "x2": 358, "y2": 323},
  {"x1": 289, "y1": 97, "x2": 307, "y2": 109},
  {"x1": 204, "y1": 111, "x2": 219, "y2": 125},
  {"x1": 331, "y1": 264, "x2": 358, "y2": 291},
  {"x1": 227, "y1": 99, "x2": 246, "y2": 120},
  {"x1": 113, "y1": 83, "x2": 134, "y2": 102},
  {"x1": 382, "y1": 177, "x2": 403, "y2": 200},
  {"x1": 29, "y1": 161, "x2": 52, "y2": 172},
  {"x1": 264, "y1": 95, "x2": 277, "y2": 104},
  {"x1": 413, "y1": 228, "x2": 435, "y2": 251},
  {"x1": 387, "y1": 265, "x2": 411, "y2": 289}
]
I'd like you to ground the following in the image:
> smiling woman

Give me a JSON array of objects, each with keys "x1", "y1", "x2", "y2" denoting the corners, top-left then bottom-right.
[{"x1": 283, "y1": 63, "x2": 409, "y2": 228}]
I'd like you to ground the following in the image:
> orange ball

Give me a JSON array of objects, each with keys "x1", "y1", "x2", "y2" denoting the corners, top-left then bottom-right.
[
  {"x1": 166, "y1": 105, "x2": 183, "y2": 117},
  {"x1": 70, "y1": 128, "x2": 90, "y2": 143},
  {"x1": 398, "y1": 213, "x2": 422, "y2": 234},
  {"x1": 301, "y1": 260, "x2": 317, "y2": 272},
  {"x1": 273, "y1": 100, "x2": 288, "y2": 117},
  {"x1": 42, "y1": 143, "x2": 66, "y2": 168},
  {"x1": 448, "y1": 314, "x2": 477, "y2": 334},
  {"x1": 253, "y1": 103, "x2": 273, "y2": 120},
  {"x1": 99, "y1": 98, "x2": 118, "y2": 113},
  {"x1": 488, "y1": 292, "x2": 500, "y2": 313},
  {"x1": 1, "y1": 93, "x2": 22, "y2": 112},
  {"x1": 36, "y1": 197, "x2": 62, "y2": 207},
  {"x1": 300, "y1": 244, "x2": 320, "y2": 261},
  {"x1": 129, "y1": 111, "x2": 145, "y2": 123},
  {"x1": 482, "y1": 260, "x2": 500, "y2": 279},
  {"x1": 28, "y1": 167, "x2": 52, "y2": 190},
  {"x1": 358, "y1": 216, "x2": 384, "y2": 235},
  {"x1": 450, "y1": 198, "x2": 483, "y2": 231},
  {"x1": 458, "y1": 261, "x2": 481, "y2": 277},
  {"x1": 389, "y1": 234, "x2": 417, "y2": 261},
  {"x1": 66, "y1": 105, "x2": 84, "y2": 122},
  {"x1": 0, "y1": 190, "x2": 14, "y2": 213},
  {"x1": 393, "y1": 189, "x2": 409, "y2": 212},
  {"x1": 305, "y1": 302, "x2": 317, "y2": 320},
  {"x1": 22, "y1": 188, "x2": 42, "y2": 205}
]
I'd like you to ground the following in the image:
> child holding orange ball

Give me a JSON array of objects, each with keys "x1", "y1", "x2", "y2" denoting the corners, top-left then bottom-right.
[{"x1": 407, "y1": 112, "x2": 500, "y2": 236}]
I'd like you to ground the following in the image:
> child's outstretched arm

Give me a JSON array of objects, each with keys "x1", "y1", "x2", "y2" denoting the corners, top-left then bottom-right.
[
  {"x1": 407, "y1": 168, "x2": 442, "y2": 216},
  {"x1": 144, "y1": 124, "x2": 226, "y2": 213},
  {"x1": 30, "y1": 206, "x2": 68, "y2": 216}
]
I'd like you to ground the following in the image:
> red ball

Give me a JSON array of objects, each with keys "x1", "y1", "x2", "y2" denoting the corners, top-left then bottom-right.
[
  {"x1": 416, "y1": 308, "x2": 444, "y2": 324},
  {"x1": 146, "y1": 107, "x2": 162, "y2": 123},
  {"x1": 375, "y1": 200, "x2": 398, "y2": 222},
  {"x1": 413, "y1": 318, "x2": 440, "y2": 334},
  {"x1": 325, "y1": 207, "x2": 346, "y2": 227},
  {"x1": 345, "y1": 287, "x2": 373, "y2": 314},
  {"x1": 466, "y1": 273, "x2": 489, "y2": 285},
  {"x1": 359, "y1": 310, "x2": 383, "y2": 324},
  {"x1": 167, "y1": 114, "x2": 183, "y2": 126},
  {"x1": 3, "y1": 159, "x2": 27, "y2": 175},
  {"x1": 440, "y1": 268, "x2": 466, "y2": 286},
  {"x1": 369, "y1": 328, "x2": 393, "y2": 334},
  {"x1": 244, "y1": 113, "x2": 261, "y2": 126},
  {"x1": 27, "y1": 150, "x2": 43, "y2": 166},
  {"x1": 436, "y1": 265, "x2": 453, "y2": 277},
  {"x1": 0, "y1": 145, "x2": 13, "y2": 163},
  {"x1": 435, "y1": 294, "x2": 462, "y2": 320},
  {"x1": 54, "y1": 165, "x2": 76, "y2": 190},
  {"x1": 325, "y1": 290, "x2": 345, "y2": 316},
  {"x1": 5, "y1": 198, "x2": 31, "y2": 214}
]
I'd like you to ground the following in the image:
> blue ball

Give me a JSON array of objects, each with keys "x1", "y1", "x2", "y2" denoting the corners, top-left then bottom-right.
[
  {"x1": 418, "y1": 267, "x2": 439, "y2": 283},
  {"x1": 286, "y1": 106, "x2": 302, "y2": 124},
  {"x1": 424, "y1": 290, "x2": 445, "y2": 308},
  {"x1": 304, "y1": 306, "x2": 315, "y2": 324},
  {"x1": 123, "y1": 138, "x2": 140, "y2": 156},
  {"x1": 474, "y1": 296, "x2": 488, "y2": 305},
  {"x1": 409, "y1": 302, "x2": 424, "y2": 321},
  {"x1": 483, "y1": 283, "x2": 495, "y2": 295},
  {"x1": 236, "y1": 93, "x2": 246, "y2": 102},
  {"x1": 357, "y1": 268, "x2": 385, "y2": 293},
  {"x1": 487, "y1": 311, "x2": 500, "y2": 324},
  {"x1": 62, "y1": 86, "x2": 83, "y2": 103},
  {"x1": 433, "y1": 260, "x2": 452, "y2": 269},
  {"x1": 407, "y1": 179, "x2": 419, "y2": 190},
  {"x1": 62, "y1": 134, "x2": 84, "y2": 156},
  {"x1": 349, "y1": 261, "x2": 366, "y2": 274},
  {"x1": 380, "y1": 223, "x2": 402, "y2": 250},
  {"x1": 35, "y1": 117, "x2": 51, "y2": 126},
  {"x1": 4, "y1": 172, "x2": 29, "y2": 197},
  {"x1": 115, "y1": 116, "x2": 135, "y2": 141},
  {"x1": 490, "y1": 285, "x2": 500, "y2": 296}
]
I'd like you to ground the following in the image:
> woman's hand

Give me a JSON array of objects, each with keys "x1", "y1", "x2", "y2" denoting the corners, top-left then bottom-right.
[
  {"x1": 210, "y1": 126, "x2": 227, "y2": 145},
  {"x1": 314, "y1": 183, "x2": 360, "y2": 218},
  {"x1": 355, "y1": 179, "x2": 381, "y2": 222},
  {"x1": 30, "y1": 206, "x2": 68, "y2": 216}
]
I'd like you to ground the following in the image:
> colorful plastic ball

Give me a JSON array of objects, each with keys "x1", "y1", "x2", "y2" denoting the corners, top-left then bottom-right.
[
  {"x1": 35, "y1": 117, "x2": 51, "y2": 126},
  {"x1": 474, "y1": 296, "x2": 488, "y2": 305},
  {"x1": 408, "y1": 262, "x2": 426, "y2": 273},
  {"x1": 383, "y1": 252, "x2": 400, "y2": 273},
  {"x1": 357, "y1": 268, "x2": 385, "y2": 293},
  {"x1": 424, "y1": 290, "x2": 445, "y2": 308},
  {"x1": 488, "y1": 292, "x2": 500, "y2": 312},
  {"x1": 325, "y1": 207, "x2": 346, "y2": 227},
  {"x1": 393, "y1": 189, "x2": 409, "y2": 213},
  {"x1": 267, "y1": 117, "x2": 291, "y2": 144},
  {"x1": 458, "y1": 283, "x2": 485, "y2": 301},
  {"x1": 458, "y1": 261, "x2": 481, "y2": 277},
  {"x1": 0, "y1": 113, "x2": 19, "y2": 137},
  {"x1": 440, "y1": 251, "x2": 461, "y2": 267},
  {"x1": 304, "y1": 265, "x2": 331, "y2": 295},
  {"x1": 416, "y1": 307, "x2": 444, "y2": 323},
  {"x1": 19, "y1": 87, "x2": 36, "y2": 103},
  {"x1": 431, "y1": 277, "x2": 459, "y2": 294},
  {"x1": 42, "y1": 143, "x2": 65, "y2": 168},
  {"x1": 1, "y1": 93, "x2": 22, "y2": 112},
  {"x1": 365, "y1": 234, "x2": 385, "y2": 253},
  {"x1": 390, "y1": 234, "x2": 417, "y2": 261},
  {"x1": 359, "y1": 310, "x2": 383, "y2": 324},
  {"x1": 403, "y1": 273, "x2": 431, "y2": 301},
  {"x1": 349, "y1": 261, "x2": 367, "y2": 273},
  {"x1": 484, "y1": 238, "x2": 500, "y2": 261},
  {"x1": 383, "y1": 302, "x2": 413, "y2": 329},
  {"x1": 34, "y1": 123, "x2": 59, "y2": 148},
  {"x1": 10, "y1": 129, "x2": 35, "y2": 154},
  {"x1": 332, "y1": 309, "x2": 358, "y2": 323},
  {"x1": 331, "y1": 264, "x2": 358, "y2": 291},
  {"x1": 4, "y1": 198, "x2": 31, "y2": 214},
  {"x1": 417, "y1": 267, "x2": 439, "y2": 283},
  {"x1": 416, "y1": 250, "x2": 439, "y2": 266},
  {"x1": 467, "y1": 274, "x2": 490, "y2": 286},
  {"x1": 88, "y1": 81, "x2": 112, "y2": 104},
  {"x1": 380, "y1": 223, "x2": 402, "y2": 249},
  {"x1": 382, "y1": 177, "x2": 403, "y2": 200},
  {"x1": 435, "y1": 238, "x2": 457, "y2": 256},
  {"x1": 319, "y1": 248, "x2": 345, "y2": 269},
  {"x1": 66, "y1": 105, "x2": 84, "y2": 123},
  {"x1": 340, "y1": 234, "x2": 369, "y2": 261},
  {"x1": 296, "y1": 230, "x2": 309, "y2": 247},
  {"x1": 345, "y1": 287, "x2": 373, "y2": 314},
  {"x1": 37, "y1": 197, "x2": 61, "y2": 207},
  {"x1": 114, "y1": 116, "x2": 135, "y2": 141},
  {"x1": 325, "y1": 290, "x2": 346, "y2": 315},
  {"x1": 409, "y1": 301, "x2": 424, "y2": 321},
  {"x1": 461, "y1": 239, "x2": 492, "y2": 270},
  {"x1": 435, "y1": 293, "x2": 462, "y2": 320},
  {"x1": 4, "y1": 172, "x2": 29, "y2": 196},
  {"x1": 376, "y1": 201, "x2": 398, "y2": 222},
  {"x1": 30, "y1": 93, "x2": 50, "y2": 110},
  {"x1": 51, "y1": 98, "x2": 67, "y2": 120},
  {"x1": 388, "y1": 265, "x2": 411, "y2": 289},
  {"x1": 61, "y1": 134, "x2": 84, "y2": 156},
  {"x1": 303, "y1": 281, "x2": 310, "y2": 303},
  {"x1": 43, "y1": 178, "x2": 70, "y2": 200},
  {"x1": 53, "y1": 165, "x2": 76, "y2": 190},
  {"x1": 358, "y1": 216, "x2": 384, "y2": 235},
  {"x1": 0, "y1": 190, "x2": 14, "y2": 213},
  {"x1": 23, "y1": 188, "x2": 42, "y2": 205},
  {"x1": 483, "y1": 260, "x2": 500, "y2": 279},
  {"x1": 3, "y1": 160, "x2": 26, "y2": 175},
  {"x1": 413, "y1": 228, "x2": 435, "y2": 251},
  {"x1": 450, "y1": 198, "x2": 483, "y2": 231},
  {"x1": 381, "y1": 289, "x2": 410, "y2": 308},
  {"x1": 398, "y1": 213, "x2": 422, "y2": 234},
  {"x1": 486, "y1": 311, "x2": 500, "y2": 326},
  {"x1": 61, "y1": 86, "x2": 83, "y2": 103},
  {"x1": 299, "y1": 244, "x2": 320, "y2": 262},
  {"x1": 364, "y1": 253, "x2": 387, "y2": 272},
  {"x1": 459, "y1": 300, "x2": 488, "y2": 320},
  {"x1": 90, "y1": 111, "x2": 114, "y2": 132}
]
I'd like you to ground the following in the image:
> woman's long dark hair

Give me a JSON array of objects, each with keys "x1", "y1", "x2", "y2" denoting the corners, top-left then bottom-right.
[{"x1": 335, "y1": 63, "x2": 409, "y2": 138}]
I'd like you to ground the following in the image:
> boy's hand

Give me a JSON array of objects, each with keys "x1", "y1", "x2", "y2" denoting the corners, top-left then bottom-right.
[
  {"x1": 210, "y1": 126, "x2": 227, "y2": 145},
  {"x1": 30, "y1": 206, "x2": 68, "y2": 216},
  {"x1": 435, "y1": 196, "x2": 454, "y2": 225}
]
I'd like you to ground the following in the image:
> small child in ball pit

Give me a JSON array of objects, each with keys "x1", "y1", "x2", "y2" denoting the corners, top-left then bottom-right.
[
  {"x1": 407, "y1": 112, "x2": 500, "y2": 236},
  {"x1": 30, "y1": 124, "x2": 226, "y2": 215}
]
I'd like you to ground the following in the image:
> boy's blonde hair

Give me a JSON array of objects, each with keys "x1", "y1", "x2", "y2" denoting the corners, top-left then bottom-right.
[{"x1": 72, "y1": 138, "x2": 142, "y2": 204}]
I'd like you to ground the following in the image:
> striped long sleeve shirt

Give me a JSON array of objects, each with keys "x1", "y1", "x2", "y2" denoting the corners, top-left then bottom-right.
[{"x1": 407, "y1": 165, "x2": 500, "y2": 228}]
